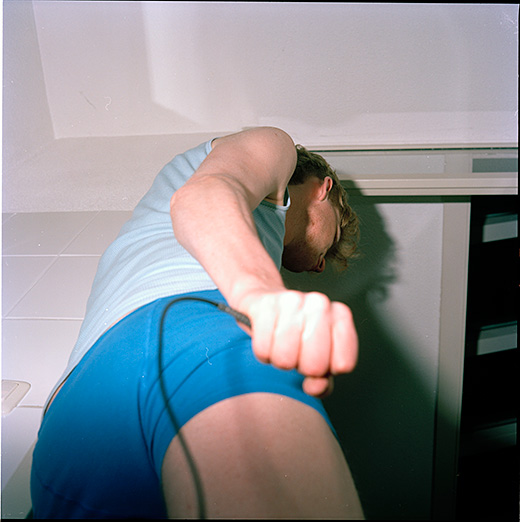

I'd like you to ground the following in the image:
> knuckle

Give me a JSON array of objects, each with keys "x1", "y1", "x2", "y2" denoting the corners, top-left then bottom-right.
[
  {"x1": 333, "y1": 300, "x2": 352, "y2": 316},
  {"x1": 271, "y1": 353, "x2": 297, "y2": 370},
  {"x1": 298, "y1": 350, "x2": 329, "y2": 377},
  {"x1": 252, "y1": 342, "x2": 270, "y2": 363},
  {"x1": 305, "y1": 292, "x2": 330, "y2": 309},
  {"x1": 280, "y1": 290, "x2": 304, "y2": 310},
  {"x1": 333, "y1": 355, "x2": 355, "y2": 374},
  {"x1": 251, "y1": 329, "x2": 271, "y2": 362}
]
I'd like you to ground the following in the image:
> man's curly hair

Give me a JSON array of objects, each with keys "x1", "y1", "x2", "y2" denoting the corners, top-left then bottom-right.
[{"x1": 290, "y1": 145, "x2": 359, "y2": 270}]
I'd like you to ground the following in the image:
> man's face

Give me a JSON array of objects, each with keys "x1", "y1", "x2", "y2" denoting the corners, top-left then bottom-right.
[{"x1": 282, "y1": 198, "x2": 340, "y2": 273}]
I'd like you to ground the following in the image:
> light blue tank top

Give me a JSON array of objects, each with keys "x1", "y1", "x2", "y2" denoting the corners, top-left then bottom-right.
[{"x1": 47, "y1": 139, "x2": 290, "y2": 408}]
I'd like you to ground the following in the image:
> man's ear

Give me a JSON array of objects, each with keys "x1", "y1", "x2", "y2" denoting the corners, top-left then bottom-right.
[{"x1": 317, "y1": 176, "x2": 334, "y2": 201}]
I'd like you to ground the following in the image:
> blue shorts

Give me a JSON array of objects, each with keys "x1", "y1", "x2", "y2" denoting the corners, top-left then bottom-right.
[{"x1": 30, "y1": 289, "x2": 334, "y2": 518}]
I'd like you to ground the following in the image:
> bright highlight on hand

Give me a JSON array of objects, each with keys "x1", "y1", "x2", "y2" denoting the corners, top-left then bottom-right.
[{"x1": 237, "y1": 290, "x2": 358, "y2": 398}]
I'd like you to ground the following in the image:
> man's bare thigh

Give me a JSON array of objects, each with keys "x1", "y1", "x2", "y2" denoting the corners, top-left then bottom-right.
[{"x1": 161, "y1": 392, "x2": 364, "y2": 519}]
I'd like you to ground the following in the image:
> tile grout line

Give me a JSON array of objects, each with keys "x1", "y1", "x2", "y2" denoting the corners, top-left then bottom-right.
[
  {"x1": 2, "y1": 211, "x2": 101, "y2": 257},
  {"x1": 2, "y1": 210, "x2": 104, "y2": 318},
  {"x1": 1, "y1": 212, "x2": 109, "y2": 501},
  {"x1": 2, "y1": 211, "x2": 99, "y2": 317},
  {"x1": 57, "y1": 210, "x2": 100, "y2": 255},
  {"x1": 1, "y1": 255, "x2": 60, "y2": 318}
]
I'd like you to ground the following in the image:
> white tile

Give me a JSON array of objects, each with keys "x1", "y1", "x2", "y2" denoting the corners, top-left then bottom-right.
[
  {"x1": 2, "y1": 319, "x2": 82, "y2": 406},
  {"x1": 7, "y1": 257, "x2": 100, "y2": 319},
  {"x1": 1, "y1": 440, "x2": 34, "y2": 519},
  {"x1": 2, "y1": 212, "x2": 97, "y2": 255},
  {"x1": 2, "y1": 256, "x2": 57, "y2": 316},
  {"x1": 62, "y1": 210, "x2": 132, "y2": 255},
  {"x1": 1, "y1": 406, "x2": 42, "y2": 489}
]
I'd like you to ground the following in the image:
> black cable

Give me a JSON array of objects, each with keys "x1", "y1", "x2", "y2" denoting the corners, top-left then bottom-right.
[{"x1": 157, "y1": 296, "x2": 251, "y2": 519}]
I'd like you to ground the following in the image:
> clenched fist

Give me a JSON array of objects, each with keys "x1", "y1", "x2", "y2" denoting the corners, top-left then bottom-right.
[{"x1": 237, "y1": 290, "x2": 358, "y2": 398}]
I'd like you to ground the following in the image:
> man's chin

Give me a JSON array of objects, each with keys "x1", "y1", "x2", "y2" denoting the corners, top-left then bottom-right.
[{"x1": 281, "y1": 260, "x2": 309, "y2": 273}]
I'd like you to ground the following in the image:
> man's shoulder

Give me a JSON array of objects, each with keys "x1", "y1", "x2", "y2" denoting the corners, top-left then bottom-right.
[{"x1": 212, "y1": 127, "x2": 295, "y2": 155}]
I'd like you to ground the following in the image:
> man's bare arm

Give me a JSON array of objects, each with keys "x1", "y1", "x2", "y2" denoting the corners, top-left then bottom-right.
[{"x1": 170, "y1": 127, "x2": 358, "y2": 396}]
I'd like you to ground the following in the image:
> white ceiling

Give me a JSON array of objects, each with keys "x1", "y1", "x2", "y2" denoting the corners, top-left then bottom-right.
[
  {"x1": 29, "y1": 1, "x2": 518, "y2": 147},
  {"x1": 2, "y1": 2, "x2": 518, "y2": 212}
]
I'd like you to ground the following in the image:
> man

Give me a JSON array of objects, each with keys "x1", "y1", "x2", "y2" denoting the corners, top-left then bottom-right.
[{"x1": 31, "y1": 127, "x2": 364, "y2": 518}]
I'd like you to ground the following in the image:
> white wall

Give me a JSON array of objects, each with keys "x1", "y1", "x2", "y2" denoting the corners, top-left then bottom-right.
[
  {"x1": 2, "y1": 2, "x2": 518, "y2": 212},
  {"x1": 2, "y1": 0, "x2": 54, "y2": 169},
  {"x1": 282, "y1": 198, "x2": 445, "y2": 519},
  {"x1": 31, "y1": 1, "x2": 519, "y2": 146}
]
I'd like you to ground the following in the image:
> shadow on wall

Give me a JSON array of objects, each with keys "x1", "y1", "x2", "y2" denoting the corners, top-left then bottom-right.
[{"x1": 282, "y1": 182, "x2": 436, "y2": 520}]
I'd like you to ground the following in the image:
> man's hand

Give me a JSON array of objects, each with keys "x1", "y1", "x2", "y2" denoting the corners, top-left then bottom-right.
[{"x1": 237, "y1": 290, "x2": 358, "y2": 398}]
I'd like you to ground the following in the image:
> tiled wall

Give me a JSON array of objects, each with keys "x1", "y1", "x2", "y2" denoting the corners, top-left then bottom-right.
[{"x1": 1, "y1": 210, "x2": 131, "y2": 517}]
